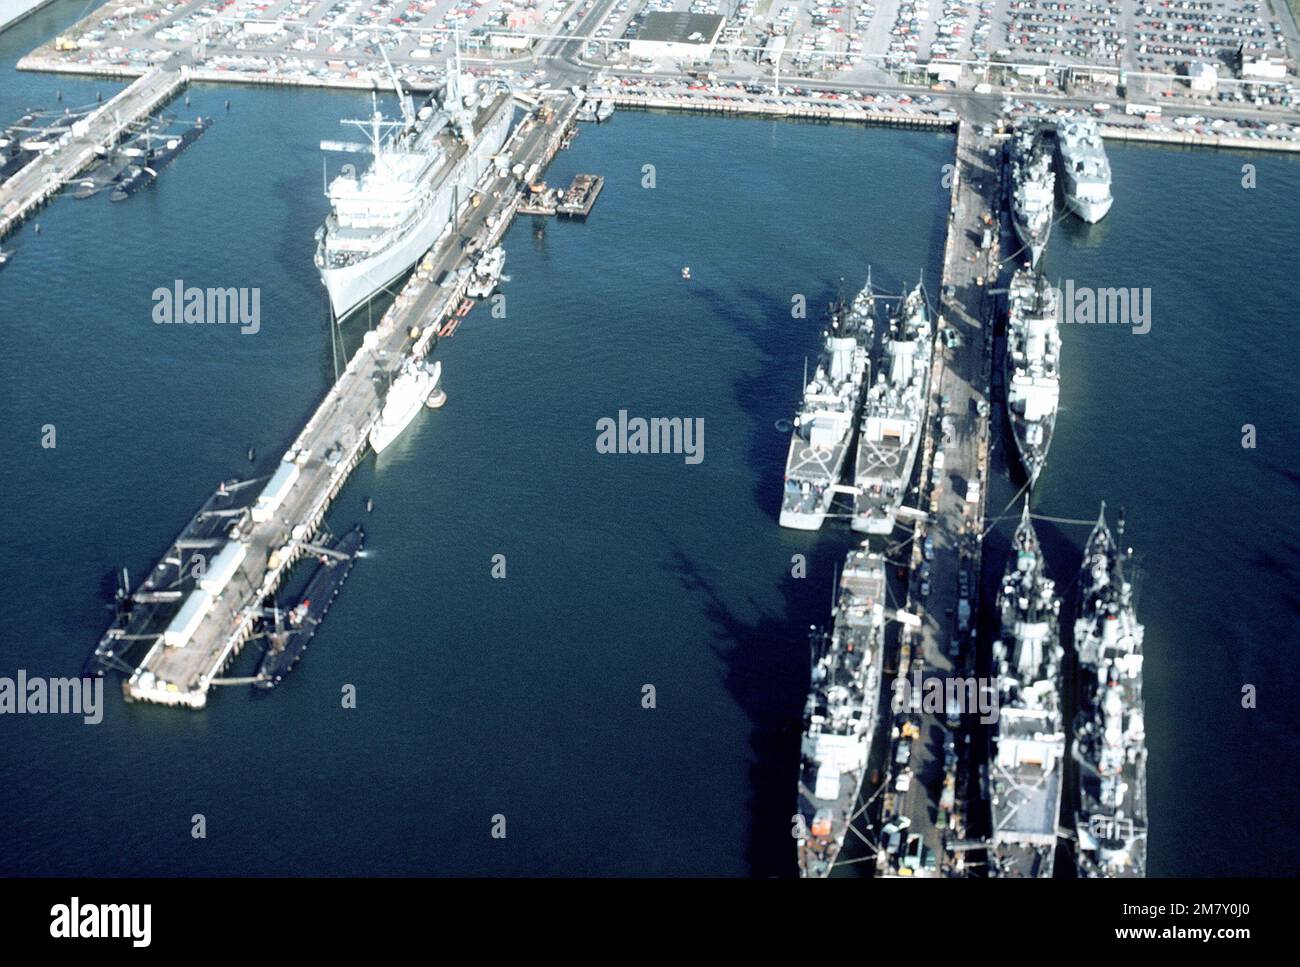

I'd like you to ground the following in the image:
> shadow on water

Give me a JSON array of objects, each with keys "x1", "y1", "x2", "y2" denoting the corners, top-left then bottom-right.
[{"x1": 662, "y1": 540, "x2": 844, "y2": 877}]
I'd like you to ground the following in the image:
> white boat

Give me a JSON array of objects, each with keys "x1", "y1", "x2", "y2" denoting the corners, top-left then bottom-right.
[
  {"x1": 465, "y1": 245, "x2": 505, "y2": 299},
  {"x1": 369, "y1": 360, "x2": 442, "y2": 454},
  {"x1": 596, "y1": 99, "x2": 615, "y2": 123}
]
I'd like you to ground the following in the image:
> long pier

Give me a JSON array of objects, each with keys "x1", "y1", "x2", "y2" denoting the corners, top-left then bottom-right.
[
  {"x1": 91, "y1": 92, "x2": 582, "y2": 708},
  {"x1": 0, "y1": 66, "x2": 187, "y2": 240},
  {"x1": 869, "y1": 121, "x2": 1000, "y2": 877}
]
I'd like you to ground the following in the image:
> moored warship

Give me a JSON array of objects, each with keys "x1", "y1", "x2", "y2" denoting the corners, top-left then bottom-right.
[
  {"x1": 779, "y1": 285, "x2": 872, "y2": 530},
  {"x1": 1007, "y1": 124, "x2": 1055, "y2": 268},
  {"x1": 1055, "y1": 116, "x2": 1113, "y2": 223},
  {"x1": 989, "y1": 502, "x2": 1065, "y2": 877},
  {"x1": 1073, "y1": 503, "x2": 1148, "y2": 877},
  {"x1": 852, "y1": 281, "x2": 932, "y2": 535},
  {"x1": 1005, "y1": 269, "x2": 1061, "y2": 488},
  {"x1": 797, "y1": 546, "x2": 886, "y2": 877}
]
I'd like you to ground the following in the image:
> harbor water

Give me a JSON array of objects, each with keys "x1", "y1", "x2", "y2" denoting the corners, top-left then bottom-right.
[{"x1": 1, "y1": 2, "x2": 1297, "y2": 876}]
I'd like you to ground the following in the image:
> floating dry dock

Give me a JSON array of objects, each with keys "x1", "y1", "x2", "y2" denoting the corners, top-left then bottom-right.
[{"x1": 89, "y1": 93, "x2": 582, "y2": 708}]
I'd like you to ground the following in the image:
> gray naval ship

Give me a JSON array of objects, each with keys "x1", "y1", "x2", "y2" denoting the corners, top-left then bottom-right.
[
  {"x1": 1055, "y1": 116, "x2": 1113, "y2": 223},
  {"x1": 1005, "y1": 269, "x2": 1061, "y2": 488},
  {"x1": 1007, "y1": 124, "x2": 1055, "y2": 268},
  {"x1": 779, "y1": 286, "x2": 873, "y2": 530},
  {"x1": 797, "y1": 546, "x2": 886, "y2": 877},
  {"x1": 1073, "y1": 504, "x2": 1148, "y2": 877},
  {"x1": 989, "y1": 502, "x2": 1065, "y2": 877},
  {"x1": 852, "y1": 282, "x2": 932, "y2": 535}
]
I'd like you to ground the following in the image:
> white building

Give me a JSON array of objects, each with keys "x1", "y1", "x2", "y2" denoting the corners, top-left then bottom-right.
[
  {"x1": 629, "y1": 13, "x2": 725, "y2": 61},
  {"x1": 1188, "y1": 61, "x2": 1217, "y2": 93}
]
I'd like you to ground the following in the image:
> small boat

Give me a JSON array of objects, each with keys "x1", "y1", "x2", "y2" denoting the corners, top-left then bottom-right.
[
  {"x1": 681, "y1": 266, "x2": 691, "y2": 280},
  {"x1": 596, "y1": 99, "x2": 615, "y2": 123},
  {"x1": 0, "y1": 247, "x2": 10, "y2": 268},
  {"x1": 426, "y1": 387, "x2": 447, "y2": 409}
]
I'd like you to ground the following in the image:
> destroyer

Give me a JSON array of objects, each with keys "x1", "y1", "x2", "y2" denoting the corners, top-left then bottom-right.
[
  {"x1": 316, "y1": 51, "x2": 514, "y2": 320},
  {"x1": 255, "y1": 526, "x2": 364, "y2": 690},
  {"x1": 370, "y1": 360, "x2": 442, "y2": 454},
  {"x1": 779, "y1": 286, "x2": 872, "y2": 530},
  {"x1": 797, "y1": 546, "x2": 886, "y2": 877},
  {"x1": 1007, "y1": 124, "x2": 1055, "y2": 268},
  {"x1": 1005, "y1": 269, "x2": 1061, "y2": 487},
  {"x1": 989, "y1": 502, "x2": 1064, "y2": 877},
  {"x1": 852, "y1": 281, "x2": 932, "y2": 535},
  {"x1": 1073, "y1": 504, "x2": 1147, "y2": 877},
  {"x1": 1055, "y1": 117, "x2": 1113, "y2": 223}
]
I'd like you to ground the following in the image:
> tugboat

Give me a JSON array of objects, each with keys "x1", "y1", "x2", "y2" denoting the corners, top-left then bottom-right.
[
  {"x1": 254, "y1": 526, "x2": 365, "y2": 690},
  {"x1": 1073, "y1": 503, "x2": 1147, "y2": 877}
]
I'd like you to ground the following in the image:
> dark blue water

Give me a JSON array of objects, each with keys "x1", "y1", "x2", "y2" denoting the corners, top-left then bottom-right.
[{"x1": 2, "y1": 2, "x2": 1296, "y2": 876}]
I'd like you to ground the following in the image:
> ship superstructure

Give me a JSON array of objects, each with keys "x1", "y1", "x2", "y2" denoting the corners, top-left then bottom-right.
[
  {"x1": 1073, "y1": 504, "x2": 1147, "y2": 877},
  {"x1": 1005, "y1": 269, "x2": 1061, "y2": 487},
  {"x1": 779, "y1": 284, "x2": 873, "y2": 530},
  {"x1": 852, "y1": 282, "x2": 932, "y2": 535},
  {"x1": 1055, "y1": 117, "x2": 1113, "y2": 223},
  {"x1": 989, "y1": 502, "x2": 1065, "y2": 877},
  {"x1": 1008, "y1": 124, "x2": 1055, "y2": 268},
  {"x1": 369, "y1": 359, "x2": 442, "y2": 454},
  {"x1": 797, "y1": 546, "x2": 887, "y2": 877},
  {"x1": 316, "y1": 49, "x2": 514, "y2": 320}
]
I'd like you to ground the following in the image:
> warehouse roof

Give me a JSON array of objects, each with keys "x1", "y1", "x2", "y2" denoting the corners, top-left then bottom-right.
[{"x1": 634, "y1": 12, "x2": 725, "y2": 46}]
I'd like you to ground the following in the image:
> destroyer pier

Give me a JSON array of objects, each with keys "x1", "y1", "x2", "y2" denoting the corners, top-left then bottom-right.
[
  {"x1": 869, "y1": 121, "x2": 999, "y2": 877},
  {"x1": 89, "y1": 92, "x2": 583, "y2": 708}
]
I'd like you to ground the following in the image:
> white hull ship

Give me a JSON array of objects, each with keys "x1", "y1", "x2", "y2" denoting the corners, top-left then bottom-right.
[
  {"x1": 779, "y1": 286, "x2": 872, "y2": 530},
  {"x1": 1055, "y1": 117, "x2": 1113, "y2": 223},
  {"x1": 1073, "y1": 503, "x2": 1147, "y2": 877},
  {"x1": 797, "y1": 547, "x2": 886, "y2": 877},
  {"x1": 369, "y1": 360, "x2": 442, "y2": 454},
  {"x1": 1005, "y1": 270, "x2": 1061, "y2": 488},
  {"x1": 989, "y1": 502, "x2": 1065, "y2": 877},
  {"x1": 316, "y1": 51, "x2": 514, "y2": 321},
  {"x1": 852, "y1": 282, "x2": 932, "y2": 535}
]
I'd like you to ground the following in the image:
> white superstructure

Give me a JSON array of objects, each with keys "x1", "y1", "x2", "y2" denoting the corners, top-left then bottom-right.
[
  {"x1": 316, "y1": 50, "x2": 514, "y2": 320},
  {"x1": 369, "y1": 360, "x2": 442, "y2": 454}
]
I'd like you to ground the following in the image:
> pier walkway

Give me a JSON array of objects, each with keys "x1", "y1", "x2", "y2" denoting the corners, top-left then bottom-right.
[
  {"x1": 872, "y1": 122, "x2": 1000, "y2": 876},
  {"x1": 0, "y1": 66, "x2": 186, "y2": 240},
  {"x1": 93, "y1": 93, "x2": 582, "y2": 708}
]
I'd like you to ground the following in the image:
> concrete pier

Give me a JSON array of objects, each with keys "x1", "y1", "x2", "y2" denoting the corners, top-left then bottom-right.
[
  {"x1": 0, "y1": 66, "x2": 186, "y2": 240},
  {"x1": 91, "y1": 93, "x2": 582, "y2": 709},
  {"x1": 871, "y1": 121, "x2": 1000, "y2": 877}
]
